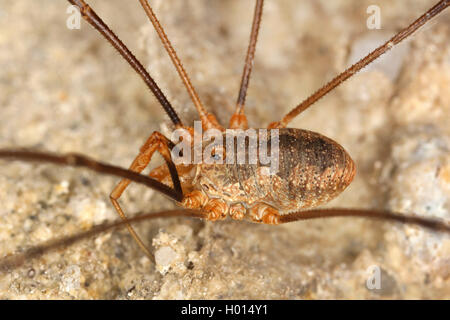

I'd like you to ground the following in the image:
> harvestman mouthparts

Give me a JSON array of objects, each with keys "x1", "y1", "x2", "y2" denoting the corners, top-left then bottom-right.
[{"x1": 0, "y1": 0, "x2": 449, "y2": 268}]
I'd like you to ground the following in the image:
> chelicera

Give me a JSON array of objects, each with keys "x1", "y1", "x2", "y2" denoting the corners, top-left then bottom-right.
[{"x1": 0, "y1": 0, "x2": 449, "y2": 270}]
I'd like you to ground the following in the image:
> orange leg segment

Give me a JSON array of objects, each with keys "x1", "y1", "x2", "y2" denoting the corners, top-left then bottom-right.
[
  {"x1": 110, "y1": 131, "x2": 182, "y2": 261},
  {"x1": 250, "y1": 203, "x2": 281, "y2": 225},
  {"x1": 229, "y1": 0, "x2": 264, "y2": 130},
  {"x1": 182, "y1": 191, "x2": 228, "y2": 221}
]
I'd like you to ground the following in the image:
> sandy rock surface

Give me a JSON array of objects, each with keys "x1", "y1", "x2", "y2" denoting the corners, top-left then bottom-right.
[{"x1": 0, "y1": 0, "x2": 449, "y2": 299}]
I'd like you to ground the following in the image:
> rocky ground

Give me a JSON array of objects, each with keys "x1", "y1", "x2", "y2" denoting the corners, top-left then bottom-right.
[{"x1": 0, "y1": 0, "x2": 449, "y2": 299}]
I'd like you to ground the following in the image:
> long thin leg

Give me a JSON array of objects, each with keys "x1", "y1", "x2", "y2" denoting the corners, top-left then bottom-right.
[
  {"x1": 229, "y1": 0, "x2": 264, "y2": 130},
  {"x1": 110, "y1": 131, "x2": 182, "y2": 261},
  {"x1": 269, "y1": 0, "x2": 450, "y2": 129},
  {"x1": 3, "y1": 206, "x2": 448, "y2": 272},
  {"x1": 138, "y1": 0, "x2": 223, "y2": 131},
  {"x1": 278, "y1": 208, "x2": 450, "y2": 233},
  {"x1": 0, "y1": 149, "x2": 182, "y2": 201},
  {"x1": 0, "y1": 209, "x2": 205, "y2": 272},
  {"x1": 68, "y1": 0, "x2": 182, "y2": 127}
]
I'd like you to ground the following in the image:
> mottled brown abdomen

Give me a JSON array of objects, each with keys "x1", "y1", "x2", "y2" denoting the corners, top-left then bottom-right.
[
  {"x1": 197, "y1": 128, "x2": 356, "y2": 214},
  {"x1": 266, "y1": 128, "x2": 355, "y2": 212}
]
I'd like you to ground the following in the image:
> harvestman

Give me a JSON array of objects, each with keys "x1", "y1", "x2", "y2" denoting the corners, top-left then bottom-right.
[{"x1": 0, "y1": 0, "x2": 449, "y2": 269}]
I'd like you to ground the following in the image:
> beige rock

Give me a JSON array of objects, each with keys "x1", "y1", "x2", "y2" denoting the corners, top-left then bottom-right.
[{"x1": 0, "y1": 0, "x2": 448, "y2": 299}]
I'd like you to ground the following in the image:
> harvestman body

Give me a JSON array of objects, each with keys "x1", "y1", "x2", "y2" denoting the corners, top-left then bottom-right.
[{"x1": 0, "y1": 0, "x2": 449, "y2": 267}]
